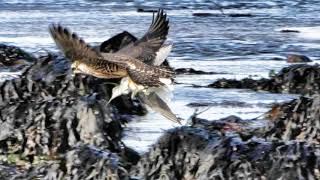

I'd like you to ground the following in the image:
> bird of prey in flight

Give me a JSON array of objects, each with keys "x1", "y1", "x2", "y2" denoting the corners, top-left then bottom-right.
[{"x1": 49, "y1": 9, "x2": 181, "y2": 124}]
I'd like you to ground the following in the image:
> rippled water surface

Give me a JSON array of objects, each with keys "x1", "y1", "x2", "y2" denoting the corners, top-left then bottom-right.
[{"x1": 1, "y1": 0, "x2": 319, "y2": 152}]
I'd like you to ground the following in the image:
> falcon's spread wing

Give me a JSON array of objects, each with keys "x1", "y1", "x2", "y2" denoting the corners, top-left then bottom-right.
[
  {"x1": 49, "y1": 24, "x2": 100, "y2": 63},
  {"x1": 116, "y1": 9, "x2": 169, "y2": 63},
  {"x1": 49, "y1": 24, "x2": 174, "y2": 86}
]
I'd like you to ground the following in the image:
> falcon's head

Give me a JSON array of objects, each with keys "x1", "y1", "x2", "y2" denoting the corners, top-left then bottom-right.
[{"x1": 70, "y1": 60, "x2": 82, "y2": 74}]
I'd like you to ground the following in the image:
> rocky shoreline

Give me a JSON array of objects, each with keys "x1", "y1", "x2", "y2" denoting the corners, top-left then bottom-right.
[
  {"x1": 1, "y1": 41, "x2": 320, "y2": 179},
  {"x1": 209, "y1": 63, "x2": 320, "y2": 95},
  {"x1": 0, "y1": 43, "x2": 145, "y2": 179}
]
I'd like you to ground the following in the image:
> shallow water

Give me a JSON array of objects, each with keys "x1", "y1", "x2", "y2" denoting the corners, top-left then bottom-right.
[{"x1": 1, "y1": 0, "x2": 318, "y2": 152}]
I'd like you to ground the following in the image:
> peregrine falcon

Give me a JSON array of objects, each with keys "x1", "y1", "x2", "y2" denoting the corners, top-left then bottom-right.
[{"x1": 49, "y1": 10, "x2": 181, "y2": 124}]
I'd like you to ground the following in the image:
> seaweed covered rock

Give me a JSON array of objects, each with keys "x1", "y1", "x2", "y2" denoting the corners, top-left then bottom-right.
[
  {"x1": 0, "y1": 57, "x2": 127, "y2": 156},
  {"x1": 3, "y1": 144, "x2": 130, "y2": 179},
  {"x1": 209, "y1": 64, "x2": 320, "y2": 95},
  {"x1": 208, "y1": 77, "x2": 267, "y2": 89},
  {"x1": 132, "y1": 126, "x2": 320, "y2": 179},
  {"x1": 0, "y1": 44, "x2": 35, "y2": 69},
  {"x1": 0, "y1": 45, "x2": 144, "y2": 178},
  {"x1": 264, "y1": 95, "x2": 320, "y2": 143},
  {"x1": 191, "y1": 115, "x2": 248, "y2": 133}
]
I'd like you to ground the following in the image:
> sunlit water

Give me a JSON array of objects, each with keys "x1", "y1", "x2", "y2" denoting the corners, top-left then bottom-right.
[{"x1": 1, "y1": 0, "x2": 319, "y2": 152}]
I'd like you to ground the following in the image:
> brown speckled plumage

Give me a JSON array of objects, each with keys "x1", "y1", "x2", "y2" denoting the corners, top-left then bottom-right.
[{"x1": 49, "y1": 9, "x2": 174, "y2": 86}]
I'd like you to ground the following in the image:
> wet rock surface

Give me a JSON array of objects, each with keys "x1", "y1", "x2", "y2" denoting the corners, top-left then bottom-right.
[{"x1": 209, "y1": 64, "x2": 320, "y2": 95}]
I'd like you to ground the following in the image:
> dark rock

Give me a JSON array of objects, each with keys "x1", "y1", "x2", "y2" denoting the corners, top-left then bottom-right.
[
  {"x1": 191, "y1": 114, "x2": 266, "y2": 141},
  {"x1": 264, "y1": 95, "x2": 320, "y2": 143},
  {"x1": 228, "y1": 13, "x2": 253, "y2": 17},
  {"x1": 0, "y1": 45, "x2": 142, "y2": 177},
  {"x1": 187, "y1": 100, "x2": 252, "y2": 108},
  {"x1": 209, "y1": 64, "x2": 320, "y2": 95},
  {"x1": 191, "y1": 115, "x2": 248, "y2": 134},
  {"x1": 175, "y1": 68, "x2": 218, "y2": 75},
  {"x1": 186, "y1": 102, "x2": 210, "y2": 107},
  {"x1": 192, "y1": 12, "x2": 215, "y2": 17},
  {"x1": 208, "y1": 77, "x2": 268, "y2": 89},
  {"x1": 287, "y1": 54, "x2": 312, "y2": 63},
  {"x1": 192, "y1": 13, "x2": 252, "y2": 17},
  {"x1": 99, "y1": 31, "x2": 137, "y2": 53},
  {"x1": 280, "y1": 29, "x2": 300, "y2": 33},
  {"x1": 0, "y1": 44, "x2": 35, "y2": 70},
  {"x1": 272, "y1": 57, "x2": 285, "y2": 61},
  {"x1": 132, "y1": 126, "x2": 320, "y2": 179},
  {"x1": 137, "y1": 8, "x2": 157, "y2": 13}
]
